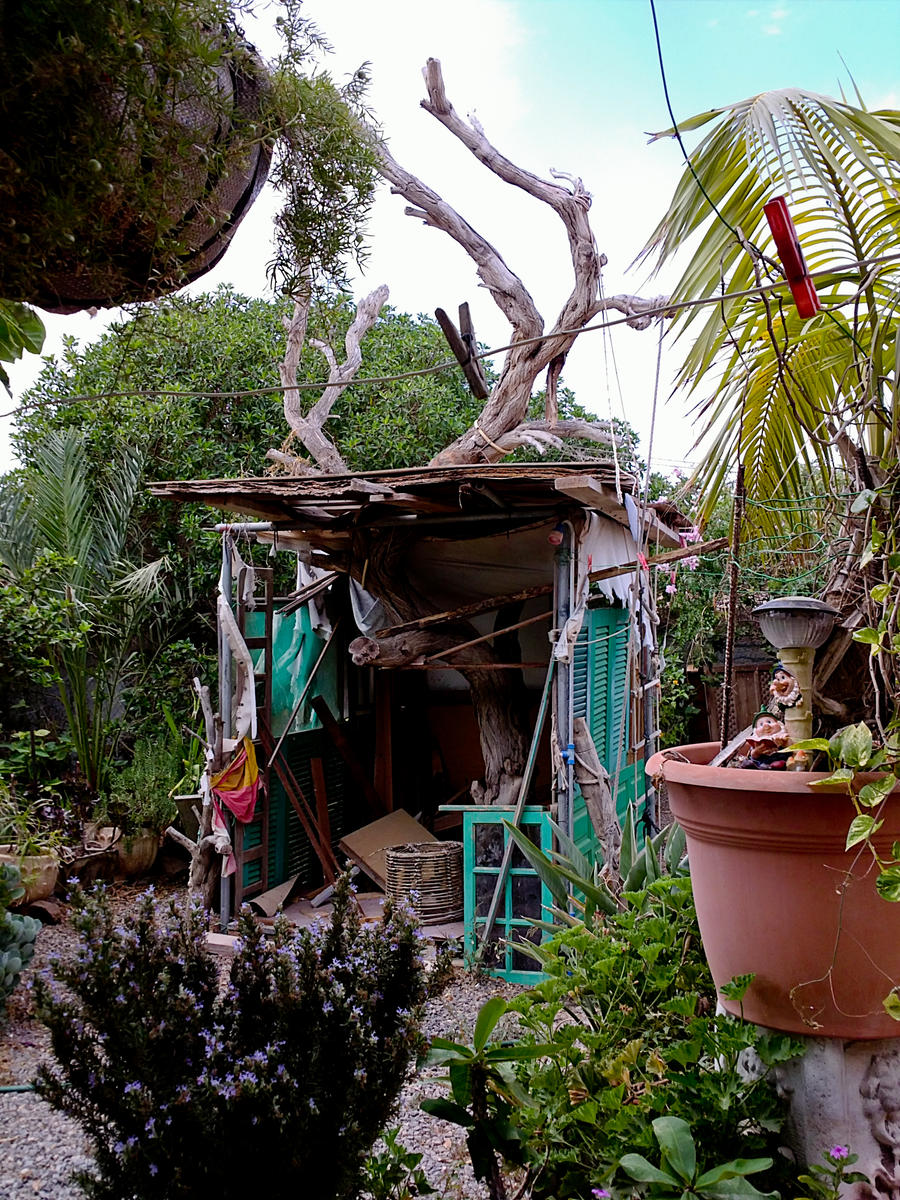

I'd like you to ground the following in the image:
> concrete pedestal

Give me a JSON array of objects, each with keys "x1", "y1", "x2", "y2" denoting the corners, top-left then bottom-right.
[{"x1": 770, "y1": 1036, "x2": 900, "y2": 1197}]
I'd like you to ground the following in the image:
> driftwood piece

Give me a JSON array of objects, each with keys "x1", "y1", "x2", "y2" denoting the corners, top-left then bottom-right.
[
  {"x1": 375, "y1": 58, "x2": 666, "y2": 466},
  {"x1": 709, "y1": 725, "x2": 755, "y2": 768},
  {"x1": 269, "y1": 284, "x2": 389, "y2": 475},
  {"x1": 573, "y1": 717, "x2": 621, "y2": 877},
  {"x1": 587, "y1": 537, "x2": 729, "y2": 583}
]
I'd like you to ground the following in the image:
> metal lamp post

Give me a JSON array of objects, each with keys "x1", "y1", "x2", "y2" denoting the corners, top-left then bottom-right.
[{"x1": 752, "y1": 596, "x2": 840, "y2": 742}]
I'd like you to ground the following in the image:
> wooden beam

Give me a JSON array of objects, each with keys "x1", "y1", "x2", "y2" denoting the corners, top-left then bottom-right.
[
  {"x1": 309, "y1": 695, "x2": 385, "y2": 817},
  {"x1": 375, "y1": 581, "x2": 553, "y2": 640},
  {"x1": 588, "y1": 537, "x2": 728, "y2": 583},
  {"x1": 424, "y1": 609, "x2": 553, "y2": 661},
  {"x1": 554, "y1": 475, "x2": 630, "y2": 524},
  {"x1": 435, "y1": 305, "x2": 490, "y2": 399}
]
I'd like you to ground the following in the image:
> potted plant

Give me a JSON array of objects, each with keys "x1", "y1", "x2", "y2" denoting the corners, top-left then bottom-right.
[
  {"x1": 0, "y1": 784, "x2": 63, "y2": 905},
  {"x1": 99, "y1": 740, "x2": 180, "y2": 878}
]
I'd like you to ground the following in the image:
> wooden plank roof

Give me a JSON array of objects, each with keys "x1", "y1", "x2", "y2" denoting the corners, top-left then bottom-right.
[{"x1": 147, "y1": 461, "x2": 687, "y2": 548}]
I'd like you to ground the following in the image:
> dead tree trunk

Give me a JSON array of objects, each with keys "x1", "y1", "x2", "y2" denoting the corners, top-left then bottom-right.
[{"x1": 263, "y1": 60, "x2": 665, "y2": 807}]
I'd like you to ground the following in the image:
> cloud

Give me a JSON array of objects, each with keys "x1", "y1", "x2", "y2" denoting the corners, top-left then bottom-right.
[{"x1": 747, "y1": 4, "x2": 789, "y2": 35}]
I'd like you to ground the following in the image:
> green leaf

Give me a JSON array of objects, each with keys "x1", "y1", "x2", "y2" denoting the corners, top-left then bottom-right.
[
  {"x1": 850, "y1": 488, "x2": 879, "y2": 514},
  {"x1": 664, "y1": 821, "x2": 687, "y2": 873},
  {"x1": 482, "y1": 1042, "x2": 556, "y2": 1062},
  {"x1": 846, "y1": 814, "x2": 881, "y2": 849},
  {"x1": 652, "y1": 1116, "x2": 696, "y2": 1183},
  {"x1": 853, "y1": 627, "x2": 883, "y2": 647},
  {"x1": 620, "y1": 803, "x2": 638, "y2": 880},
  {"x1": 859, "y1": 776, "x2": 898, "y2": 807},
  {"x1": 789, "y1": 738, "x2": 831, "y2": 752},
  {"x1": 720, "y1": 973, "x2": 755, "y2": 1002},
  {"x1": 448, "y1": 1061, "x2": 472, "y2": 1108},
  {"x1": 473, "y1": 997, "x2": 508, "y2": 1053},
  {"x1": 502, "y1": 822, "x2": 568, "y2": 910},
  {"x1": 809, "y1": 768, "x2": 855, "y2": 789},
  {"x1": 420, "y1": 1098, "x2": 472, "y2": 1127},
  {"x1": 883, "y1": 990, "x2": 900, "y2": 1020},
  {"x1": 870, "y1": 583, "x2": 892, "y2": 604},
  {"x1": 619, "y1": 1153, "x2": 681, "y2": 1186},
  {"x1": 842, "y1": 722, "x2": 873, "y2": 768},
  {"x1": 877, "y1": 866, "x2": 900, "y2": 902},
  {"x1": 696, "y1": 1159, "x2": 774, "y2": 1187}
]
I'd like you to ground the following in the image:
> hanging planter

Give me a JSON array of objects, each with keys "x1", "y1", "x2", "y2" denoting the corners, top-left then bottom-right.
[
  {"x1": 0, "y1": 1, "x2": 274, "y2": 312},
  {"x1": 0, "y1": 0, "x2": 376, "y2": 314},
  {"x1": 648, "y1": 742, "x2": 900, "y2": 1039}
]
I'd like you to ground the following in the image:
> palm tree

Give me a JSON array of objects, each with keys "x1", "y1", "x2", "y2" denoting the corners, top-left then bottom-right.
[
  {"x1": 0, "y1": 430, "x2": 167, "y2": 793},
  {"x1": 639, "y1": 88, "x2": 900, "y2": 727}
]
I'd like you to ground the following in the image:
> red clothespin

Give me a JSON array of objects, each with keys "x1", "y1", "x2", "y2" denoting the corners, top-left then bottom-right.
[{"x1": 763, "y1": 196, "x2": 821, "y2": 319}]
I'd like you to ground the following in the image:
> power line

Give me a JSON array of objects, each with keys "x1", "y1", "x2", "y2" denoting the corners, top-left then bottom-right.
[{"x1": 2, "y1": 250, "x2": 898, "y2": 422}]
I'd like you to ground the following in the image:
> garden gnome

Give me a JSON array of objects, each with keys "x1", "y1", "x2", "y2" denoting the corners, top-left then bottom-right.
[
  {"x1": 767, "y1": 664, "x2": 802, "y2": 716},
  {"x1": 736, "y1": 711, "x2": 792, "y2": 769}
]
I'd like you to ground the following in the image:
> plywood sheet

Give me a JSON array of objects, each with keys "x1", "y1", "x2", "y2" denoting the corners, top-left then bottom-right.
[{"x1": 338, "y1": 809, "x2": 436, "y2": 890}]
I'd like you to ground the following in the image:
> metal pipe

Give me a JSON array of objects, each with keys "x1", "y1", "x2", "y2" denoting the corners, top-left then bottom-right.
[
  {"x1": 554, "y1": 524, "x2": 575, "y2": 841},
  {"x1": 218, "y1": 533, "x2": 234, "y2": 933},
  {"x1": 212, "y1": 521, "x2": 275, "y2": 533}
]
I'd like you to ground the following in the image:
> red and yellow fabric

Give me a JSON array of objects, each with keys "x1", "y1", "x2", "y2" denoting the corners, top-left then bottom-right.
[{"x1": 210, "y1": 737, "x2": 260, "y2": 824}]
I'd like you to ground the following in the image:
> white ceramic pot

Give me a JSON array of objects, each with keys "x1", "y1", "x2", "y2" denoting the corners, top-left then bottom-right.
[{"x1": 0, "y1": 845, "x2": 60, "y2": 905}]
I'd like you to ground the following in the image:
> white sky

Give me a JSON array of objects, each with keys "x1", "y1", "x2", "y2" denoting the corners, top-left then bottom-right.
[{"x1": 3, "y1": 0, "x2": 897, "y2": 475}]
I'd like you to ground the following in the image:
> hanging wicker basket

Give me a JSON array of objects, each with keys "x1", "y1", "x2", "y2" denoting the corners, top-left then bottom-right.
[
  {"x1": 385, "y1": 841, "x2": 463, "y2": 925},
  {"x1": 0, "y1": 5, "x2": 272, "y2": 312}
]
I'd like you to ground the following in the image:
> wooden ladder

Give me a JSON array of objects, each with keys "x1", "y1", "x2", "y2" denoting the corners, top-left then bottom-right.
[{"x1": 232, "y1": 565, "x2": 273, "y2": 909}]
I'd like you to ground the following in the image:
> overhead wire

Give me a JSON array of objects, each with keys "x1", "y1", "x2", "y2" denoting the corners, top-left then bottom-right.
[{"x1": 3, "y1": 250, "x2": 900, "y2": 421}]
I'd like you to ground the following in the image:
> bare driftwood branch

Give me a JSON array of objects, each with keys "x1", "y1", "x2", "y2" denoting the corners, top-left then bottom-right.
[
  {"x1": 375, "y1": 58, "x2": 665, "y2": 466},
  {"x1": 271, "y1": 285, "x2": 390, "y2": 475}
]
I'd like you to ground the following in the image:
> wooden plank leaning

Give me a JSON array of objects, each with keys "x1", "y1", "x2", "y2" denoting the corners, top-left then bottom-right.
[{"x1": 478, "y1": 656, "x2": 556, "y2": 954}]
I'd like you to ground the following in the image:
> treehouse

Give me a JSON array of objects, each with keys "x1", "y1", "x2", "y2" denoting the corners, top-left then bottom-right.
[{"x1": 151, "y1": 461, "x2": 689, "y2": 980}]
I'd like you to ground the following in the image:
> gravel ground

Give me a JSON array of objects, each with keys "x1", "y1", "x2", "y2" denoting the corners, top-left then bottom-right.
[{"x1": 0, "y1": 883, "x2": 520, "y2": 1199}]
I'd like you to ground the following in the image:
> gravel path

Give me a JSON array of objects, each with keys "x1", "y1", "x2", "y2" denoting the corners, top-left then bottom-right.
[{"x1": 0, "y1": 884, "x2": 519, "y2": 1199}]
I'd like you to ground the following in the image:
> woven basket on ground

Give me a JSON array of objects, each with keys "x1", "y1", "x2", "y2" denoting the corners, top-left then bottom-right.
[{"x1": 384, "y1": 841, "x2": 463, "y2": 925}]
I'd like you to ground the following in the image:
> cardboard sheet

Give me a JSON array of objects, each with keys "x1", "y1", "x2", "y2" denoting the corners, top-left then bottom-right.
[{"x1": 338, "y1": 809, "x2": 436, "y2": 890}]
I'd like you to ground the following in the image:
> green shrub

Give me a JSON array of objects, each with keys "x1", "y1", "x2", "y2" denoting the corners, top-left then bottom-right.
[
  {"x1": 0, "y1": 861, "x2": 40, "y2": 1019},
  {"x1": 101, "y1": 739, "x2": 180, "y2": 838},
  {"x1": 508, "y1": 879, "x2": 803, "y2": 1198},
  {"x1": 33, "y1": 875, "x2": 427, "y2": 1200}
]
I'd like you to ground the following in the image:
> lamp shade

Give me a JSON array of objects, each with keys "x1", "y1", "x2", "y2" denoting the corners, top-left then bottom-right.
[{"x1": 752, "y1": 596, "x2": 840, "y2": 650}]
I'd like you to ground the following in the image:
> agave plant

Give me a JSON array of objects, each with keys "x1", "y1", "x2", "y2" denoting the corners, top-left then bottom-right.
[
  {"x1": 0, "y1": 430, "x2": 168, "y2": 793},
  {"x1": 640, "y1": 87, "x2": 900, "y2": 725},
  {"x1": 503, "y1": 805, "x2": 688, "y2": 938}
]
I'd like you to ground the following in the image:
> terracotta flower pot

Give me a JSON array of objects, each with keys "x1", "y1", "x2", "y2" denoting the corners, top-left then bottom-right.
[
  {"x1": 0, "y1": 845, "x2": 59, "y2": 905},
  {"x1": 647, "y1": 742, "x2": 900, "y2": 1039}
]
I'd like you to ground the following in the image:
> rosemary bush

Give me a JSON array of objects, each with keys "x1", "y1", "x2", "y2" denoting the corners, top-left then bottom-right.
[{"x1": 33, "y1": 875, "x2": 427, "y2": 1200}]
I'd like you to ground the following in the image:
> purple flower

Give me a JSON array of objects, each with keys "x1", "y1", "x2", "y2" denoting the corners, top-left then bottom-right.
[
  {"x1": 829, "y1": 1145, "x2": 849, "y2": 1161},
  {"x1": 592, "y1": 1190, "x2": 611, "y2": 1199}
]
